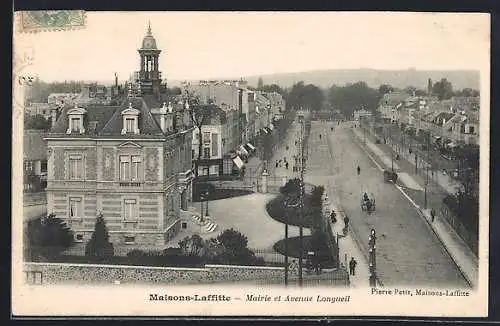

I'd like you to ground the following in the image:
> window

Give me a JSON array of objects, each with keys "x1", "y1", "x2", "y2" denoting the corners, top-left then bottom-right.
[
  {"x1": 24, "y1": 161, "x2": 33, "y2": 172},
  {"x1": 70, "y1": 117, "x2": 80, "y2": 132},
  {"x1": 121, "y1": 104, "x2": 140, "y2": 135},
  {"x1": 125, "y1": 118, "x2": 135, "y2": 133},
  {"x1": 123, "y1": 199, "x2": 137, "y2": 221},
  {"x1": 192, "y1": 149, "x2": 195, "y2": 160},
  {"x1": 124, "y1": 236, "x2": 135, "y2": 244},
  {"x1": 131, "y1": 156, "x2": 141, "y2": 180},
  {"x1": 120, "y1": 156, "x2": 130, "y2": 180},
  {"x1": 203, "y1": 132, "x2": 211, "y2": 145},
  {"x1": 182, "y1": 222, "x2": 187, "y2": 229},
  {"x1": 211, "y1": 133, "x2": 219, "y2": 157},
  {"x1": 25, "y1": 271, "x2": 43, "y2": 285},
  {"x1": 469, "y1": 126, "x2": 475, "y2": 134},
  {"x1": 203, "y1": 147, "x2": 210, "y2": 159},
  {"x1": 69, "y1": 197, "x2": 83, "y2": 219},
  {"x1": 69, "y1": 155, "x2": 83, "y2": 179},
  {"x1": 120, "y1": 155, "x2": 142, "y2": 181},
  {"x1": 40, "y1": 161, "x2": 47, "y2": 173}
]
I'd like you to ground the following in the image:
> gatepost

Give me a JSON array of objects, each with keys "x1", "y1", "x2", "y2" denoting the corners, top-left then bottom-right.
[{"x1": 261, "y1": 170, "x2": 269, "y2": 193}]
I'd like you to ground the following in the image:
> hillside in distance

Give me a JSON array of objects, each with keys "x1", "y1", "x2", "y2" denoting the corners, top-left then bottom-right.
[{"x1": 182, "y1": 69, "x2": 480, "y2": 91}]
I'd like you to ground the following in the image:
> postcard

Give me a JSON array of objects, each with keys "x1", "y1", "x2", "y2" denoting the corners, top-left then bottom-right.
[{"x1": 12, "y1": 11, "x2": 490, "y2": 317}]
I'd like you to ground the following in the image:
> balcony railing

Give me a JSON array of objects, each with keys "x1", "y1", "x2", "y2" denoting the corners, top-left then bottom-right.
[{"x1": 119, "y1": 182, "x2": 142, "y2": 187}]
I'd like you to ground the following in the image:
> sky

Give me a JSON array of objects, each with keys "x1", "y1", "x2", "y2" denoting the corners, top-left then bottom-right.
[{"x1": 14, "y1": 11, "x2": 490, "y2": 83}]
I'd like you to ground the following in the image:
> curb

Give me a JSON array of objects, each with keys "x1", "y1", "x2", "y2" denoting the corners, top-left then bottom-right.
[
  {"x1": 328, "y1": 201, "x2": 384, "y2": 287},
  {"x1": 353, "y1": 130, "x2": 475, "y2": 288},
  {"x1": 415, "y1": 208, "x2": 474, "y2": 288}
]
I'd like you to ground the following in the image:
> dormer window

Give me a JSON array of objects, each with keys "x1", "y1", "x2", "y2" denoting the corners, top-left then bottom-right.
[
  {"x1": 121, "y1": 103, "x2": 140, "y2": 135},
  {"x1": 66, "y1": 105, "x2": 87, "y2": 134}
]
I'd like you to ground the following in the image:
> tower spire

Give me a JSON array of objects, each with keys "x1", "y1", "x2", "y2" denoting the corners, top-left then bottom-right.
[{"x1": 147, "y1": 21, "x2": 152, "y2": 35}]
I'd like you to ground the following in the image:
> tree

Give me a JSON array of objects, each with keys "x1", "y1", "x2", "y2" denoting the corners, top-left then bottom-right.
[
  {"x1": 215, "y1": 228, "x2": 263, "y2": 265},
  {"x1": 286, "y1": 82, "x2": 324, "y2": 111},
  {"x1": 168, "y1": 86, "x2": 182, "y2": 95},
  {"x1": 280, "y1": 177, "x2": 302, "y2": 199},
  {"x1": 432, "y1": 78, "x2": 454, "y2": 100},
  {"x1": 25, "y1": 213, "x2": 74, "y2": 260},
  {"x1": 24, "y1": 114, "x2": 51, "y2": 130},
  {"x1": 178, "y1": 234, "x2": 205, "y2": 256},
  {"x1": 378, "y1": 84, "x2": 394, "y2": 95},
  {"x1": 454, "y1": 88, "x2": 480, "y2": 97},
  {"x1": 327, "y1": 82, "x2": 381, "y2": 118},
  {"x1": 85, "y1": 213, "x2": 114, "y2": 260},
  {"x1": 259, "y1": 83, "x2": 286, "y2": 96}
]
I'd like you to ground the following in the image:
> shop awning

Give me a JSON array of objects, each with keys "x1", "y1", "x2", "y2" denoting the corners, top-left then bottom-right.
[
  {"x1": 247, "y1": 143, "x2": 256, "y2": 150},
  {"x1": 233, "y1": 156, "x2": 244, "y2": 169},
  {"x1": 239, "y1": 145, "x2": 249, "y2": 156}
]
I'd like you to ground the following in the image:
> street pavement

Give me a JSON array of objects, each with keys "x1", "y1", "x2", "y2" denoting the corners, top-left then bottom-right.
[
  {"x1": 352, "y1": 126, "x2": 478, "y2": 288},
  {"x1": 242, "y1": 122, "x2": 303, "y2": 186},
  {"x1": 304, "y1": 121, "x2": 468, "y2": 288}
]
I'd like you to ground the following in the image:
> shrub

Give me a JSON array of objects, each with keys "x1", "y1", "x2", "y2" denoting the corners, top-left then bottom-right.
[
  {"x1": 25, "y1": 213, "x2": 74, "y2": 260},
  {"x1": 85, "y1": 213, "x2": 114, "y2": 260}
]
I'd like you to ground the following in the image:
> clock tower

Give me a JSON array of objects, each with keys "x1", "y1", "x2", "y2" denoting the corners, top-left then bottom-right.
[{"x1": 137, "y1": 22, "x2": 162, "y2": 96}]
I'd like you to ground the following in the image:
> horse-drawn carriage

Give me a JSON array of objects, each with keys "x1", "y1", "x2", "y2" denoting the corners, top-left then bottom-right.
[
  {"x1": 360, "y1": 191, "x2": 376, "y2": 214},
  {"x1": 383, "y1": 169, "x2": 398, "y2": 183}
]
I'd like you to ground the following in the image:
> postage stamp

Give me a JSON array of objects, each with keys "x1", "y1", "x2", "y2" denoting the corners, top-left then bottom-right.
[
  {"x1": 11, "y1": 11, "x2": 490, "y2": 318},
  {"x1": 18, "y1": 10, "x2": 86, "y2": 33}
]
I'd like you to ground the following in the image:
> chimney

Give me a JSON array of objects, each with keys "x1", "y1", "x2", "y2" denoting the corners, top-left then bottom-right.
[
  {"x1": 50, "y1": 108, "x2": 57, "y2": 128},
  {"x1": 160, "y1": 102, "x2": 167, "y2": 132}
]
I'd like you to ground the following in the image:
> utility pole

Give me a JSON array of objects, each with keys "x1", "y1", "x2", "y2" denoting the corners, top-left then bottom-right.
[
  {"x1": 369, "y1": 228, "x2": 377, "y2": 287},
  {"x1": 284, "y1": 201, "x2": 289, "y2": 286},
  {"x1": 389, "y1": 126, "x2": 394, "y2": 172},
  {"x1": 298, "y1": 115, "x2": 305, "y2": 287},
  {"x1": 424, "y1": 133, "x2": 430, "y2": 209}
]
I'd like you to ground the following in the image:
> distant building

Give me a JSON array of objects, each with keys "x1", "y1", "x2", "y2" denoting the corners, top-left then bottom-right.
[
  {"x1": 353, "y1": 109, "x2": 372, "y2": 121},
  {"x1": 25, "y1": 102, "x2": 53, "y2": 119},
  {"x1": 48, "y1": 93, "x2": 79, "y2": 107},
  {"x1": 377, "y1": 91, "x2": 411, "y2": 122},
  {"x1": 45, "y1": 23, "x2": 194, "y2": 248},
  {"x1": 24, "y1": 130, "x2": 48, "y2": 191}
]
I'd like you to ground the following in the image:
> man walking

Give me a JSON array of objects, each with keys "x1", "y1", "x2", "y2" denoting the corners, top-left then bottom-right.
[
  {"x1": 349, "y1": 257, "x2": 358, "y2": 276},
  {"x1": 430, "y1": 208, "x2": 436, "y2": 222}
]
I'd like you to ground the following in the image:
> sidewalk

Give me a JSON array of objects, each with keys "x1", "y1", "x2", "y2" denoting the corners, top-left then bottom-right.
[
  {"x1": 323, "y1": 194, "x2": 372, "y2": 288},
  {"x1": 367, "y1": 127, "x2": 461, "y2": 195},
  {"x1": 242, "y1": 122, "x2": 302, "y2": 185},
  {"x1": 352, "y1": 128, "x2": 478, "y2": 288}
]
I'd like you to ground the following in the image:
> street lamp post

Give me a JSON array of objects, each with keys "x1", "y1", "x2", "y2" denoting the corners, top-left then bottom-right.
[
  {"x1": 205, "y1": 190, "x2": 209, "y2": 216},
  {"x1": 368, "y1": 228, "x2": 377, "y2": 287}
]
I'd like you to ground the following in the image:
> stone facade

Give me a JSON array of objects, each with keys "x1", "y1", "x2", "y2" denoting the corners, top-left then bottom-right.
[{"x1": 24, "y1": 262, "x2": 350, "y2": 286}]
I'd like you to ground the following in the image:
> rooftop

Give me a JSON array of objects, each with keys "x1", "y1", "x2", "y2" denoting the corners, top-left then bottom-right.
[{"x1": 24, "y1": 130, "x2": 48, "y2": 160}]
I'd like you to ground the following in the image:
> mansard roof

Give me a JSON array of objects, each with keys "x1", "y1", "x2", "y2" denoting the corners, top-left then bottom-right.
[{"x1": 48, "y1": 96, "x2": 170, "y2": 138}]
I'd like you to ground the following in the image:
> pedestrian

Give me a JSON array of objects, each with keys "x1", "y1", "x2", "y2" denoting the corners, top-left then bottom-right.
[
  {"x1": 430, "y1": 208, "x2": 436, "y2": 222},
  {"x1": 330, "y1": 211, "x2": 337, "y2": 224},
  {"x1": 319, "y1": 134, "x2": 322, "y2": 139},
  {"x1": 343, "y1": 216, "x2": 350, "y2": 228},
  {"x1": 357, "y1": 165, "x2": 360, "y2": 175},
  {"x1": 275, "y1": 160, "x2": 278, "y2": 168},
  {"x1": 349, "y1": 257, "x2": 358, "y2": 276},
  {"x1": 285, "y1": 162, "x2": 289, "y2": 170}
]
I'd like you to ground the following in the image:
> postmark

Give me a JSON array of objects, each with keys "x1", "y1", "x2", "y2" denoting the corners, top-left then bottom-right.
[{"x1": 18, "y1": 10, "x2": 86, "y2": 33}]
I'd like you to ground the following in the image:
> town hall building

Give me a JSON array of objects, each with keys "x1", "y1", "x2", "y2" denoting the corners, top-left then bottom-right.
[{"x1": 45, "y1": 23, "x2": 194, "y2": 247}]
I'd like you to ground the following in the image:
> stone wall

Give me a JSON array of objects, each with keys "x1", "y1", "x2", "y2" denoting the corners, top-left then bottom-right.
[{"x1": 24, "y1": 262, "x2": 349, "y2": 286}]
